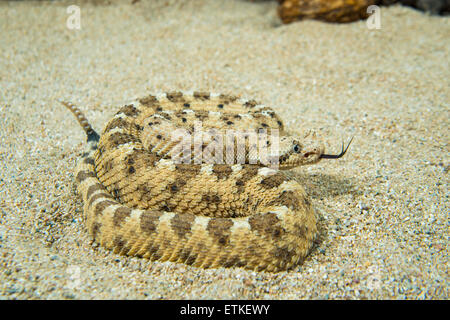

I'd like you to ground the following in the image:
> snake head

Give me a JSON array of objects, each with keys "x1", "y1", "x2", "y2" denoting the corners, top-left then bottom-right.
[
  {"x1": 276, "y1": 135, "x2": 324, "y2": 169},
  {"x1": 276, "y1": 134, "x2": 353, "y2": 169}
]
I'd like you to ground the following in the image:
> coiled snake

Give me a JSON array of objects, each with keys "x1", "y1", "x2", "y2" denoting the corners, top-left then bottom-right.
[{"x1": 62, "y1": 91, "x2": 351, "y2": 272}]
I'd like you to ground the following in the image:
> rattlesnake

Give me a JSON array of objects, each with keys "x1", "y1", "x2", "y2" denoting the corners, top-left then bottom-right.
[{"x1": 62, "y1": 91, "x2": 351, "y2": 272}]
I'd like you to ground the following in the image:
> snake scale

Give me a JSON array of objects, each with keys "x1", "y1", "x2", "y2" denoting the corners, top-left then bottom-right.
[{"x1": 62, "y1": 91, "x2": 351, "y2": 272}]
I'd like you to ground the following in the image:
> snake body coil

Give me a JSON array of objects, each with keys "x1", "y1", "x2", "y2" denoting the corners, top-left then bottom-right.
[{"x1": 63, "y1": 92, "x2": 333, "y2": 272}]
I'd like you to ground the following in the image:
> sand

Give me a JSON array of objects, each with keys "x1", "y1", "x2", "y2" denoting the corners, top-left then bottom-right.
[{"x1": 0, "y1": 0, "x2": 448, "y2": 299}]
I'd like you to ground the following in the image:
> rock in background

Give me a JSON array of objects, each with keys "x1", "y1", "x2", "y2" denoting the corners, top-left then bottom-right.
[
  {"x1": 277, "y1": 0, "x2": 378, "y2": 24},
  {"x1": 277, "y1": 0, "x2": 449, "y2": 24}
]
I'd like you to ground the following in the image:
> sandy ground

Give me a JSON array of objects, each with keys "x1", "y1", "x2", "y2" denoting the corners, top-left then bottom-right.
[{"x1": 0, "y1": 0, "x2": 448, "y2": 299}]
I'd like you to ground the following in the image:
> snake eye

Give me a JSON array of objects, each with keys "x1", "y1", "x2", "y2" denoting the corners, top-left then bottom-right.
[{"x1": 293, "y1": 144, "x2": 300, "y2": 153}]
